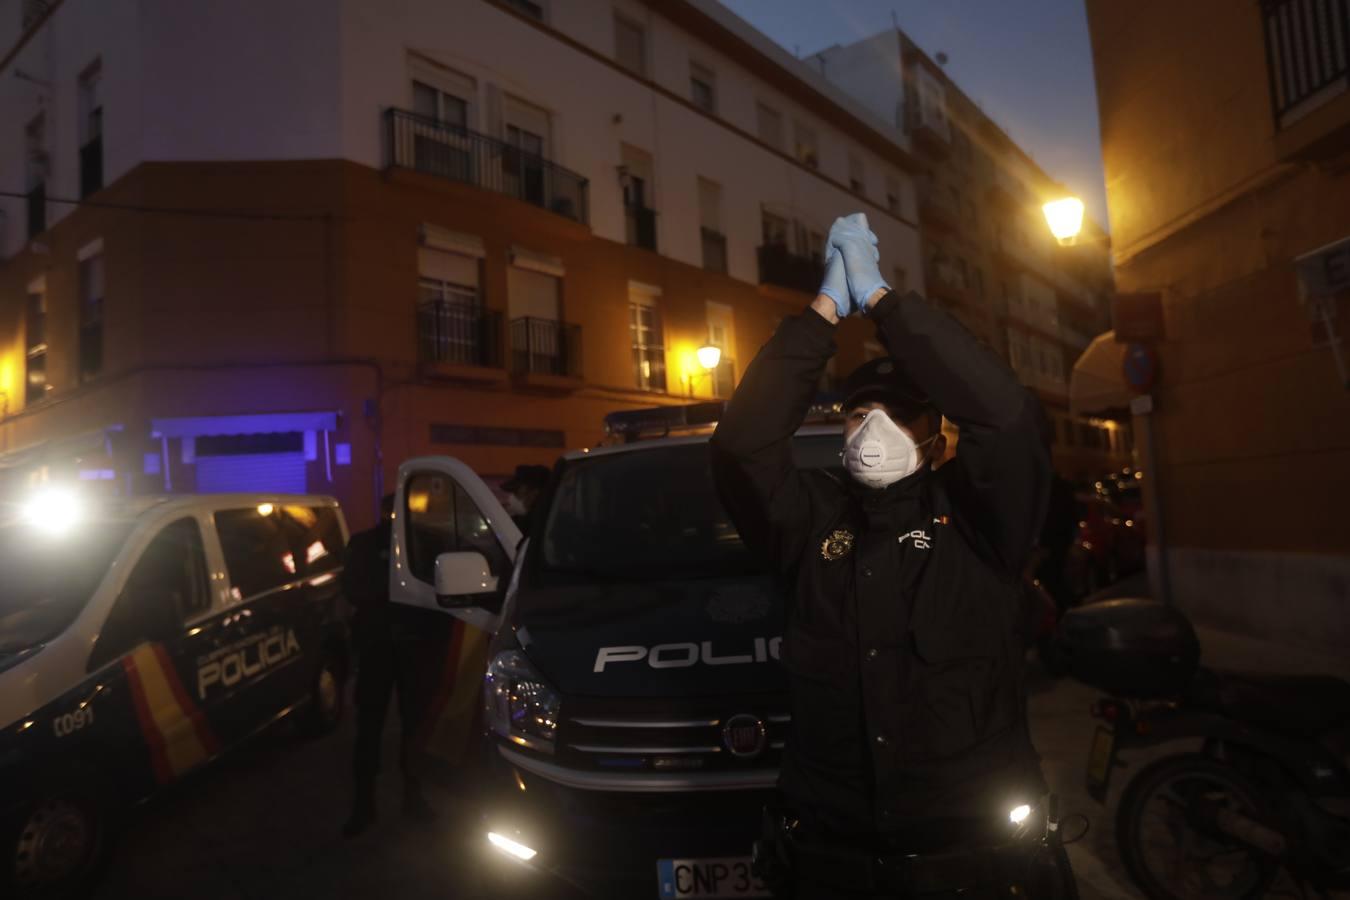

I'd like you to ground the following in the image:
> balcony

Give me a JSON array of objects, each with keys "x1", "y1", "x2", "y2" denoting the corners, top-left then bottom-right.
[
  {"x1": 417, "y1": 300, "x2": 503, "y2": 381},
  {"x1": 626, "y1": 204, "x2": 658, "y2": 251},
  {"x1": 1262, "y1": 0, "x2": 1350, "y2": 159},
  {"x1": 918, "y1": 185, "x2": 959, "y2": 232},
  {"x1": 511, "y1": 316, "x2": 582, "y2": 389},
  {"x1": 925, "y1": 258, "x2": 971, "y2": 307},
  {"x1": 26, "y1": 183, "x2": 45, "y2": 238},
  {"x1": 757, "y1": 243, "x2": 824, "y2": 295},
  {"x1": 385, "y1": 109, "x2": 589, "y2": 224},
  {"x1": 79, "y1": 136, "x2": 102, "y2": 198},
  {"x1": 700, "y1": 227, "x2": 728, "y2": 273},
  {"x1": 985, "y1": 166, "x2": 1024, "y2": 210},
  {"x1": 906, "y1": 105, "x2": 950, "y2": 158}
]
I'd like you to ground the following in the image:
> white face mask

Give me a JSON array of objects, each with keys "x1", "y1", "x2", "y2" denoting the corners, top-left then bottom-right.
[{"x1": 843, "y1": 408, "x2": 939, "y2": 489}]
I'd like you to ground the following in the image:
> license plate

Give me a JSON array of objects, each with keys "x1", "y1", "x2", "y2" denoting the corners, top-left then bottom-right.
[
  {"x1": 657, "y1": 857, "x2": 770, "y2": 899},
  {"x1": 1086, "y1": 725, "x2": 1115, "y2": 799}
]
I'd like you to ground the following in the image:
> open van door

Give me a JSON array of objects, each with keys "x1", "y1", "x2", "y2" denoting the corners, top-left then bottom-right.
[{"x1": 390, "y1": 457, "x2": 523, "y2": 766}]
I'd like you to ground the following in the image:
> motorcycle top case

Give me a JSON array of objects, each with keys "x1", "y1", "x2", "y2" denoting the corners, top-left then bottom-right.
[{"x1": 1055, "y1": 598, "x2": 1200, "y2": 698}]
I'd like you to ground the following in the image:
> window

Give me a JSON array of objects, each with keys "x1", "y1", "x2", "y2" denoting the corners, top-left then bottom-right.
[
  {"x1": 698, "y1": 177, "x2": 726, "y2": 273},
  {"x1": 621, "y1": 144, "x2": 656, "y2": 250},
  {"x1": 25, "y1": 288, "x2": 46, "y2": 406},
  {"x1": 614, "y1": 13, "x2": 647, "y2": 77},
  {"x1": 756, "y1": 102, "x2": 783, "y2": 149},
  {"x1": 405, "y1": 472, "x2": 510, "y2": 591},
  {"x1": 281, "y1": 505, "x2": 346, "y2": 577},
  {"x1": 885, "y1": 175, "x2": 901, "y2": 215},
  {"x1": 793, "y1": 121, "x2": 819, "y2": 169},
  {"x1": 419, "y1": 246, "x2": 485, "y2": 366},
  {"x1": 215, "y1": 507, "x2": 301, "y2": 601},
  {"x1": 78, "y1": 60, "x2": 102, "y2": 197},
  {"x1": 507, "y1": 263, "x2": 565, "y2": 374},
  {"x1": 848, "y1": 154, "x2": 865, "y2": 194},
  {"x1": 690, "y1": 61, "x2": 717, "y2": 114},
  {"x1": 629, "y1": 288, "x2": 666, "y2": 392},
  {"x1": 761, "y1": 210, "x2": 789, "y2": 247},
  {"x1": 705, "y1": 301, "x2": 736, "y2": 398},
  {"x1": 78, "y1": 248, "x2": 104, "y2": 381},
  {"x1": 88, "y1": 518, "x2": 209, "y2": 671},
  {"x1": 413, "y1": 79, "x2": 468, "y2": 129},
  {"x1": 25, "y1": 114, "x2": 46, "y2": 237}
]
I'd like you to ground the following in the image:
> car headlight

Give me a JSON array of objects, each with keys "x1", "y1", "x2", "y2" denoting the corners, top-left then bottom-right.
[{"x1": 484, "y1": 650, "x2": 560, "y2": 754}]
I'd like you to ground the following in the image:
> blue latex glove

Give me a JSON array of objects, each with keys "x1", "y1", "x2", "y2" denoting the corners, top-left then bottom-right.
[
  {"x1": 829, "y1": 213, "x2": 888, "y2": 313},
  {"x1": 818, "y1": 245, "x2": 852, "y2": 318}
]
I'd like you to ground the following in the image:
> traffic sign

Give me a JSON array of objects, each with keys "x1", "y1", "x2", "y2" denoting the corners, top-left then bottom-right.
[{"x1": 1123, "y1": 343, "x2": 1158, "y2": 394}]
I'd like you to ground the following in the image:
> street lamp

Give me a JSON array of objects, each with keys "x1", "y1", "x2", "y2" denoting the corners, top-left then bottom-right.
[
  {"x1": 687, "y1": 344, "x2": 722, "y2": 397},
  {"x1": 1043, "y1": 197, "x2": 1086, "y2": 246}
]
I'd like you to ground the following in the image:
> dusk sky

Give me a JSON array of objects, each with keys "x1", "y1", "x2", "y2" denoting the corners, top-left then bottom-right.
[{"x1": 718, "y1": 0, "x2": 1109, "y2": 229}]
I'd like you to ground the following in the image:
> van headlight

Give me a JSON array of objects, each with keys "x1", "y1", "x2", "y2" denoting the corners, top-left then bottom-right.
[{"x1": 484, "y1": 650, "x2": 560, "y2": 754}]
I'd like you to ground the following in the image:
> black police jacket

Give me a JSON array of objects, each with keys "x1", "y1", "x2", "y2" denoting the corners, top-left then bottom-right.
[{"x1": 710, "y1": 290, "x2": 1051, "y2": 837}]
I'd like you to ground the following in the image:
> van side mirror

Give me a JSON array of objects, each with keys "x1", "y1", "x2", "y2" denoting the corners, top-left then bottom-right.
[{"x1": 434, "y1": 551, "x2": 502, "y2": 611}]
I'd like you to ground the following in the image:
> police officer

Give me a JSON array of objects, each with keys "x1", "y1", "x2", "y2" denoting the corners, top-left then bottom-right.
[
  {"x1": 501, "y1": 464, "x2": 551, "y2": 533},
  {"x1": 342, "y1": 495, "x2": 437, "y2": 837},
  {"x1": 711, "y1": 215, "x2": 1075, "y2": 898}
]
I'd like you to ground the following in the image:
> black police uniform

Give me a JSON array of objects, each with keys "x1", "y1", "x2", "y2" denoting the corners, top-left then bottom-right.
[
  {"x1": 342, "y1": 517, "x2": 440, "y2": 832},
  {"x1": 711, "y1": 290, "x2": 1063, "y2": 897}
]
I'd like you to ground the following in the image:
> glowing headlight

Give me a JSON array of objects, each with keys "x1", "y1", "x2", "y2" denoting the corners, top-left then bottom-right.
[
  {"x1": 484, "y1": 650, "x2": 560, "y2": 754},
  {"x1": 1010, "y1": 804, "x2": 1032, "y2": 825},
  {"x1": 487, "y1": 831, "x2": 537, "y2": 861},
  {"x1": 22, "y1": 488, "x2": 84, "y2": 536}
]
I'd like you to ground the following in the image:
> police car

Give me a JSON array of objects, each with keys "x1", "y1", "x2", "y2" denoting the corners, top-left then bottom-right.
[
  {"x1": 391, "y1": 403, "x2": 845, "y2": 899},
  {"x1": 0, "y1": 489, "x2": 351, "y2": 898}
]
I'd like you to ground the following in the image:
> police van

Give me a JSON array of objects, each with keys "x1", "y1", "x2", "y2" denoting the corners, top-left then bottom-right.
[
  {"x1": 0, "y1": 490, "x2": 350, "y2": 897},
  {"x1": 389, "y1": 402, "x2": 845, "y2": 899}
]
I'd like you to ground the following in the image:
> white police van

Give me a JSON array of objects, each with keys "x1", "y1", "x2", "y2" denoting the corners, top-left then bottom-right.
[
  {"x1": 388, "y1": 402, "x2": 845, "y2": 899},
  {"x1": 0, "y1": 489, "x2": 351, "y2": 897}
]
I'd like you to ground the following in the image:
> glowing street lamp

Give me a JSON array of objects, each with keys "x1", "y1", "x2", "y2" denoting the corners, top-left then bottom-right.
[
  {"x1": 1042, "y1": 197, "x2": 1085, "y2": 246},
  {"x1": 696, "y1": 344, "x2": 722, "y2": 371}
]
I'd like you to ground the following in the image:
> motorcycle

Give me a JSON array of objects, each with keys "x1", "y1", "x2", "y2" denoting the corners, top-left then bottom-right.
[{"x1": 1055, "y1": 599, "x2": 1350, "y2": 900}]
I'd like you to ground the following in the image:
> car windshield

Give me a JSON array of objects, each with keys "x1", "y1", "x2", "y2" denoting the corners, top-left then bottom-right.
[
  {"x1": 0, "y1": 521, "x2": 136, "y2": 656},
  {"x1": 535, "y1": 434, "x2": 842, "y2": 583}
]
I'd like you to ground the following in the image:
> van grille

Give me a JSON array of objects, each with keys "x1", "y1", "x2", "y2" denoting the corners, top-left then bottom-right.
[{"x1": 558, "y1": 699, "x2": 790, "y2": 773}]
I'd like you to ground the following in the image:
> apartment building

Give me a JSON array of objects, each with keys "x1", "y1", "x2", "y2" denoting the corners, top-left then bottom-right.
[
  {"x1": 1085, "y1": 0, "x2": 1350, "y2": 652},
  {"x1": 811, "y1": 29, "x2": 1127, "y2": 480},
  {"x1": 0, "y1": 0, "x2": 924, "y2": 528}
]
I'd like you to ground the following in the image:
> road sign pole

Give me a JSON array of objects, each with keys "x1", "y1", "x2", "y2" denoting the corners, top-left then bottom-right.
[{"x1": 1131, "y1": 393, "x2": 1172, "y2": 606}]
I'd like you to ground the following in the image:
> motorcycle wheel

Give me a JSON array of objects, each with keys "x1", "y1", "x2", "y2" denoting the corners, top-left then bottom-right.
[{"x1": 1117, "y1": 753, "x2": 1281, "y2": 900}]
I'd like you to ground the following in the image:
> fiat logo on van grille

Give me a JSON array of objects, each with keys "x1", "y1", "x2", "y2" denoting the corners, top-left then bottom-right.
[{"x1": 722, "y1": 714, "x2": 767, "y2": 759}]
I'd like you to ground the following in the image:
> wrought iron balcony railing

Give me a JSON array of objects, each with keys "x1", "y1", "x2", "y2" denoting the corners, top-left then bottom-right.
[{"x1": 386, "y1": 109, "x2": 589, "y2": 225}]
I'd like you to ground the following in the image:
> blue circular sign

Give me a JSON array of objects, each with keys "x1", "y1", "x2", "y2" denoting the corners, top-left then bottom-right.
[{"x1": 1123, "y1": 343, "x2": 1158, "y2": 394}]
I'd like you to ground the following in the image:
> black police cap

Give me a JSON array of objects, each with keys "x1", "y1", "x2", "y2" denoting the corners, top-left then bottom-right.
[{"x1": 841, "y1": 357, "x2": 932, "y2": 416}]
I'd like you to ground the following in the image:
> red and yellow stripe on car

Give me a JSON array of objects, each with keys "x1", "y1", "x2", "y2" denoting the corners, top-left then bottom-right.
[{"x1": 123, "y1": 643, "x2": 220, "y2": 784}]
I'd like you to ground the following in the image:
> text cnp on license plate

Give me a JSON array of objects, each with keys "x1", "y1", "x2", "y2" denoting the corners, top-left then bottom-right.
[{"x1": 657, "y1": 857, "x2": 770, "y2": 898}]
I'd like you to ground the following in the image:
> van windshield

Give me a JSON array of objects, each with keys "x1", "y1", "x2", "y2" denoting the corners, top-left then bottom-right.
[
  {"x1": 0, "y1": 522, "x2": 135, "y2": 656},
  {"x1": 535, "y1": 434, "x2": 842, "y2": 583}
]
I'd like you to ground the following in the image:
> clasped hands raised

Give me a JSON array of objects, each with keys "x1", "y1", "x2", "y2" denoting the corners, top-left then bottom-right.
[{"x1": 818, "y1": 212, "x2": 890, "y2": 319}]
